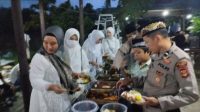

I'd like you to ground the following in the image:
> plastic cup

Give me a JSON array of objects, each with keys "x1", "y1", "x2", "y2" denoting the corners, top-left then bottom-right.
[
  {"x1": 71, "y1": 100, "x2": 98, "y2": 112},
  {"x1": 100, "y1": 103, "x2": 127, "y2": 112}
]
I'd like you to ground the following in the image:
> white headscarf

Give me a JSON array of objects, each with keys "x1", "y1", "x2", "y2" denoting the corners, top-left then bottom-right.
[
  {"x1": 102, "y1": 27, "x2": 120, "y2": 59},
  {"x1": 64, "y1": 28, "x2": 80, "y2": 49},
  {"x1": 106, "y1": 27, "x2": 115, "y2": 38},
  {"x1": 63, "y1": 28, "x2": 89, "y2": 73},
  {"x1": 82, "y1": 30, "x2": 105, "y2": 79},
  {"x1": 83, "y1": 30, "x2": 105, "y2": 52}
]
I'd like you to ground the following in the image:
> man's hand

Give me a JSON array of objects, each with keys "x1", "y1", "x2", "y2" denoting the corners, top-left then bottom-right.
[
  {"x1": 143, "y1": 96, "x2": 160, "y2": 106},
  {"x1": 116, "y1": 78, "x2": 131, "y2": 89},
  {"x1": 48, "y1": 84, "x2": 66, "y2": 94}
]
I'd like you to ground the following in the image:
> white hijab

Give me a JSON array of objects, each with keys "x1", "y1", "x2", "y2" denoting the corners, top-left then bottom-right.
[
  {"x1": 107, "y1": 27, "x2": 115, "y2": 38},
  {"x1": 63, "y1": 28, "x2": 89, "y2": 73},
  {"x1": 102, "y1": 27, "x2": 120, "y2": 59},
  {"x1": 83, "y1": 30, "x2": 105, "y2": 63}
]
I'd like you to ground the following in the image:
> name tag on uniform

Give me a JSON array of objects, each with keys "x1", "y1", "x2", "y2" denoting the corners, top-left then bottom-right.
[{"x1": 158, "y1": 63, "x2": 169, "y2": 71}]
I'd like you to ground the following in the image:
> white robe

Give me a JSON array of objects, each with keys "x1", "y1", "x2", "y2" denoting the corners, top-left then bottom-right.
[
  {"x1": 63, "y1": 47, "x2": 89, "y2": 73},
  {"x1": 102, "y1": 37, "x2": 120, "y2": 60},
  {"x1": 102, "y1": 27, "x2": 120, "y2": 60},
  {"x1": 29, "y1": 53, "x2": 71, "y2": 112},
  {"x1": 63, "y1": 28, "x2": 89, "y2": 73},
  {"x1": 82, "y1": 30, "x2": 105, "y2": 79}
]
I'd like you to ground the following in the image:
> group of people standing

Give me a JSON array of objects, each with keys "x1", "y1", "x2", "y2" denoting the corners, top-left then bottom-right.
[
  {"x1": 28, "y1": 17, "x2": 199, "y2": 112},
  {"x1": 29, "y1": 25, "x2": 120, "y2": 112}
]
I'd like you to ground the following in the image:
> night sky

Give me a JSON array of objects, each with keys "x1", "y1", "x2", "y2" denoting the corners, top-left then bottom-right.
[{"x1": 0, "y1": 0, "x2": 119, "y2": 9}]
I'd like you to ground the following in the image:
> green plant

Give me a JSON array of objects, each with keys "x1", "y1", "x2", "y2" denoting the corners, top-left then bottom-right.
[{"x1": 190, "y1": 17, "x2": 200, "y2": 36}]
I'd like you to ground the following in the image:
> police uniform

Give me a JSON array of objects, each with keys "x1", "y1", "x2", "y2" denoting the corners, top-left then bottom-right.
[{"x1": 141, "y1": 18, "x2": 199, "y2": 112}]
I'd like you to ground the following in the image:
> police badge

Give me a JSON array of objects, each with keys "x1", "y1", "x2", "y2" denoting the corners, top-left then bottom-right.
[{"x1": 176, "y1": 60, "x2": 189, "y2": 78}]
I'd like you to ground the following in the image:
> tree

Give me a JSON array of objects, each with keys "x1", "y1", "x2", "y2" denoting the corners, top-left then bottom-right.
[
  {"x1": 39, "y1": 0, "x2": 45, "y2": 36},
  {"x1": 0, "y1": 8, "x2": 15, "y2": 50},
  {"x1": 49, "y1": 1, "x2": 79, "y2": 31},
  {"x1": 83, "y1": 3, "x2": 97, "y2": 37},
  {"x1": 190, "y1": 17, "x2": 200, "y2": 36},
  {"x1": 117, "y1": 0, "x2": 154, "y2": 21},
  {"x1": 79, "y1": 0, "x2": 84, "y2": 45},
  {"x1": 11, "y1": 0, "x2": 31, "y2": 111},
  {"x1": 31, "y1": 0, "x2": 56, "y2": 37},
  {"x1": 105, "y1": 0, "x2": 111, "y2": 9}
]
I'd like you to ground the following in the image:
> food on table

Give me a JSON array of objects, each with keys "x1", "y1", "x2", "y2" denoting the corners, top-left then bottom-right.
[
  {"x1": 103, "y1": 109, "x2": 116, "y2": 112},
  {"x1": 87, "y1": 90, "x2": 117, "y2": 101},
  {"x1": 102, "y1": 85, "x2": 111, "y2": 89},
  {"x1": 97, "y1": 75, "x2": 120, "y2": 81},
  {"x1": 77, "y1": 74, "x2": 91, "y2": 84},
  {"x1": 94, "y1": 81, "x2": 115, "y2": 89},
  {"x1": 103, "y1": 96, "x2": 118, "y2": 101}
]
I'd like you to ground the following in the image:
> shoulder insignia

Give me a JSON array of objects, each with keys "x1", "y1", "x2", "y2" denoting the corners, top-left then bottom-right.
[{"x1": 176, "y1": 60, "x2": 189, "y2": 78}]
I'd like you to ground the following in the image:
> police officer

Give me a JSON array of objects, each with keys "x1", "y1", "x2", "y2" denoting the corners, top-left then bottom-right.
[{"x1": 138, "y1": 17, "x2": 199, "y2": 112}]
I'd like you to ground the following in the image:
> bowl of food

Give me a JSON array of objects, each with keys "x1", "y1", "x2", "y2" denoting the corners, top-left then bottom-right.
[
  {"x1": 71, "y1": 100, "x2": 98, "y2": 112},
  {"x1": 100, "y1": 103, "x2": 127, "y2": 112},
  {"x1": 77, "y1": 74, "x2": 91, "y2": 84}
]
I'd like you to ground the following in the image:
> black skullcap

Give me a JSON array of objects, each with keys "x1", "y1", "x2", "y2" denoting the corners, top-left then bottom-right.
[
  {"x1": 132, "y1": 38, "x2": 144, "y2": 47},
  {"x1": 137, "y1": 18, "x2": 147, "y2": 32},
  {"x1": 131, "y1": 38, "x2": 148, "y2": 52},
  {"x1": 124, "y1": 21, "x2": 137, "y2": 34}
]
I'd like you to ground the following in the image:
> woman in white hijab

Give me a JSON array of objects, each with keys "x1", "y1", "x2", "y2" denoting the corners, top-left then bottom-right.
[
  {"x1": 102, "y1": 27, "x2": 120, "y2": 60},
  {"x1": 63, "y1": 28, "x2": 89, "y2": 75},
  {"x1": 83, "y1": 30, "x2": 105, "y2": 79},
  {"x1": 62, "y1": 28, "x2": 90, "y2": 102}
]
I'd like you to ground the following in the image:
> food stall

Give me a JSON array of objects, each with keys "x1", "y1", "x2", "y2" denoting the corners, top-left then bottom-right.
[{"x1": 71, "y1": 57, "x2": 144, "y2": 112}]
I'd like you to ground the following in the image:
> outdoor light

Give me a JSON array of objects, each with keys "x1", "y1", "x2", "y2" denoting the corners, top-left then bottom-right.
[
  {"x1": 186, "y1": 14, "x2": 192, "y2": 19},
  {"x1": 125, "y1": 16, "x2": 129, "y2": 21},
  {"x1": 162, "y1": 10, "x2": 169, "y2": 17}
]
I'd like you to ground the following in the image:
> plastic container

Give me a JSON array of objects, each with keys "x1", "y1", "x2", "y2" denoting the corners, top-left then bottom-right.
[
  {"x1": 71, "y1": 100, "x2": 98, "y2": 112},
  {"x1": 100, "y1": 103, "x2": 127, "y2": 112}
]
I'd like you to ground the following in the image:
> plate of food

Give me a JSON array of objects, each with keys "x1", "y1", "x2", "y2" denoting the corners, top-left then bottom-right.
[
  {"x1": 86, "y1": 89, "x2": 118, "y2": 104},
  {"x1": 97, "y1": 75, "x2": 120, "y2": 81},
  {"x1": 93, "y1": 81, "x2": 116, "y2": 89},
  {"x1": 121, "y1": 90, "x2": 145, "y2": 104},
  {"x1": 76, "y1": 74, "x2": 91, "y2": 84}
]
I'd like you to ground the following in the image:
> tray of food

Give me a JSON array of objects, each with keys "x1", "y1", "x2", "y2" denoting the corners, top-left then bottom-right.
[
  {"x1": 97, "y1": 74, "x2": 120, "y2": 81},
  {"x1": 92, "y1": 81, "x2": 116, "y2": 89},
  {"x1": 86, "y1": 89, "x2": 118, "y2": 104}
]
